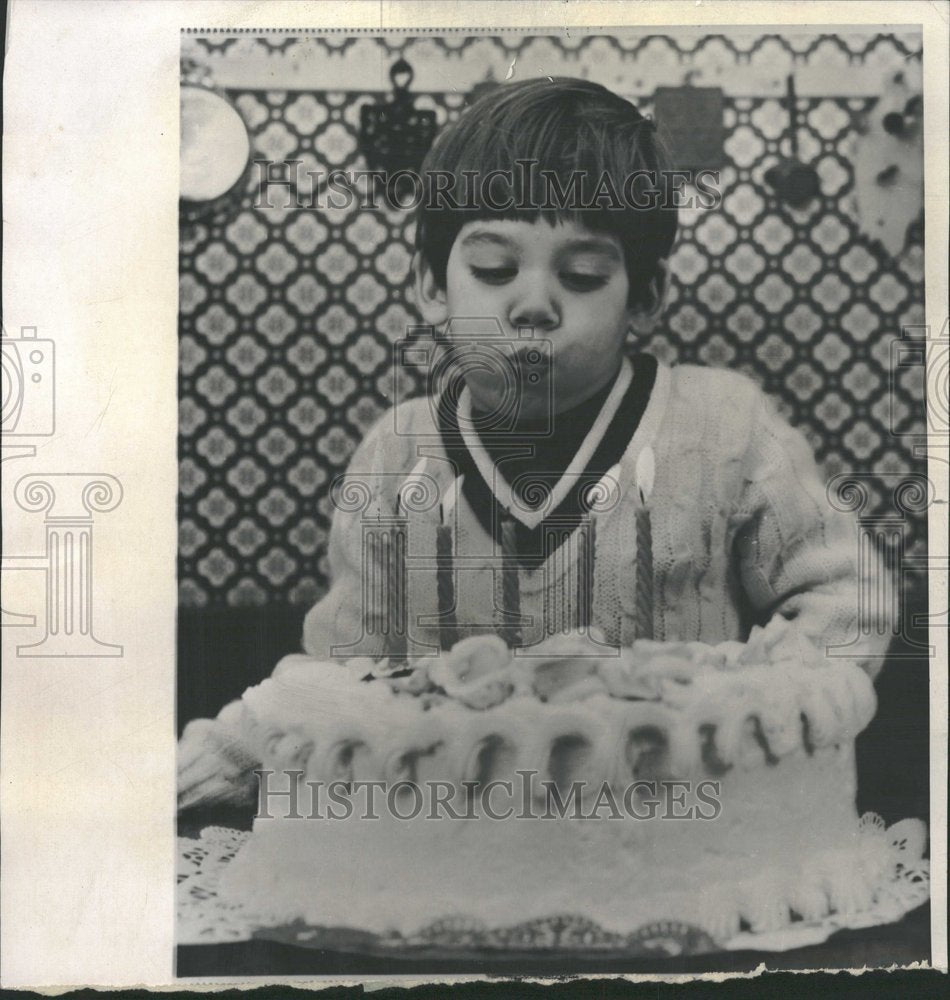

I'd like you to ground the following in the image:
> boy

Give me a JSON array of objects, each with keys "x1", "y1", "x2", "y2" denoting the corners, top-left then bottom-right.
[{"x1": 179, "y1": 78, "x2": 889, "y2": 809}]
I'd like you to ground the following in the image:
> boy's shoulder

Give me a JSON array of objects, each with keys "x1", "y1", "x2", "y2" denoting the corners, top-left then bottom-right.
[
  {"x1": 670, "y1": 364, "x2": 762, "y2": 395},
  {"x1": 666, "y1": 361, "x2": 767, "y2": 409},
  {"x1": 348, "y1": 395, "x2": 440, "y2": 471},
  {"x1": 369, "y1": 395, "x2": 439, "y2": 441},
  {"x1": 661, "y1": 362, "x2": 815, "y2": 474}
]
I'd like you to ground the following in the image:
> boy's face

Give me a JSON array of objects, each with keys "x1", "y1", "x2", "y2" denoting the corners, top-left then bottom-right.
[{"x1": 418, "y1": 218, "x2": 638, "y2": 421}]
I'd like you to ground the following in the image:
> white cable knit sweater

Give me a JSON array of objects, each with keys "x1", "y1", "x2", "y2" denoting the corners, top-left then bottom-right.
[
  {"x1": 184, "y1": 362, "x2": 892, "y2": 788},
  {"x1": 302, "y1": 361, "x2": 890, "y2": 671}
]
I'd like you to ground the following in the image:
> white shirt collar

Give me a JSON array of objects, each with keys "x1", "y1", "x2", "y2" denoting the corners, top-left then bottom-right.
[{"x1": 456, "y1": 357, "x2": 634, "y2": 530}]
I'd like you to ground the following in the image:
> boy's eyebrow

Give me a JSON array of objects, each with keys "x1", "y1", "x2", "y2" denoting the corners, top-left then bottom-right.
[
  {"x1": 459, "y1": 230, "x2": 622, "y2": 260},
  {"x1": 458, "y1": 230, "x2": 518, "y2": 250},
  {"x1": 556, "y1": 238, "x2": 623, "y2": 261}
]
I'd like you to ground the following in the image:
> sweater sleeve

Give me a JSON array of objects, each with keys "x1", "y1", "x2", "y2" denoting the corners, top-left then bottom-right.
[
  {"x1": 733, "y1": 386, "x2": 893, "y2": 679},
  {"x1": 300, "y1": 407, "x2": 399, "y2": 661},
  {"x1": 178, "y1": 407, "x2": 405, "y2": 809}
]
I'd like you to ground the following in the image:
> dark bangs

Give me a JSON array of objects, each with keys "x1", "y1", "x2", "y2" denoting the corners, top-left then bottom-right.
[{"x1": 415, "y1": 78, "x2": 678, "y2": 307}]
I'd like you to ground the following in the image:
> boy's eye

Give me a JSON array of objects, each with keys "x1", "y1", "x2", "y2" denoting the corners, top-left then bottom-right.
[
  {"x1": 470, "y1": 266, "x2": 517, "y2": 285},
  {"x1": 469, "y1": 266, "x2": 610, "y2": 291},
  {"x1": 560, "y1": 272, "x2": 609, "y2": 292}
]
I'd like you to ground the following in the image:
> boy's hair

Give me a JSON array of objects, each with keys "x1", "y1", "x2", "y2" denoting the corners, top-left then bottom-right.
[{"x1": 414, "y1": 77, "x2": 678, "y2": 309}]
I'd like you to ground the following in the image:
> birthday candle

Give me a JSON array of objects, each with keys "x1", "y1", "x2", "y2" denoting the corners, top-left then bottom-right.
[
  {"x1": 576, "y1": 514, "x2": 596, "y2": 630},
  {"x1": 635, "y1": 447, "x2": 655, "y2": 642},
  {"x1": 577, "y1": 466, "x2": 616, "y2": 633},
  {"x1": 574, "y1": 517, "x2": 585, "y2": 630},
  {"x1": 386, "y1": 494, "x2": 408, "y2": 664},
  {"x1": 436, "y1": 476, "x2": 460, "y2": 651},
  {"x1": 500, "y1": 511, "x2": 522, "y2": 647}
]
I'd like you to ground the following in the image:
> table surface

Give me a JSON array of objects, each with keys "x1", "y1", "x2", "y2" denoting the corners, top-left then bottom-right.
[{"x1": 176, "y1": 807, "x2": 931, "y2": 978}]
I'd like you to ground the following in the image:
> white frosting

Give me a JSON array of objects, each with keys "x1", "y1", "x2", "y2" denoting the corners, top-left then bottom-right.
[
  {"x1": 237, "y1": 630, "x2": 877, "y2": 787},
  {"x1": 220, "y1": 745, "x2": 874, "y2": 939},
  {"x1": 218, "y1": 629, "x2": 883, "y2": 942}
]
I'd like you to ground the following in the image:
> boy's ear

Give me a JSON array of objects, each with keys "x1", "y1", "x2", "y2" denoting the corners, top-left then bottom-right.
[
  {"x1": 628, "y1": 259, "x2": 669, "y2": 329},
  {"x1": 413, "y1": 252, "x2": 449, "y2": 326}
]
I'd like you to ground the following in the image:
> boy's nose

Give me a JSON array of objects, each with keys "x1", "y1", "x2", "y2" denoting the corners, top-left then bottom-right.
[{"x1": 508, "y1": 279, "x2": 560, "y2": 331}]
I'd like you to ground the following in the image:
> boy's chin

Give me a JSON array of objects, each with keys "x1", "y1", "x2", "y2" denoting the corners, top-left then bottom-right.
[
  {"x1": 466, "y1": 376, "x2": 616, "y2": 425},
  {"x1": 464, "y1": 385, "x2": 548, "y2": 425}
]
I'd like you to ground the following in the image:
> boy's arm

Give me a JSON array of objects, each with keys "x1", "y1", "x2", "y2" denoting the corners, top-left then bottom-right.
[
  {"x1": 733, "y1": 388, "x2": 893, "y2": 678},
  {"x1": 178, "y1": 411, "x2": 397, "y2": 810},
  {"x1": 299, "y1": 428, "x2": 392, "y2": 660}
]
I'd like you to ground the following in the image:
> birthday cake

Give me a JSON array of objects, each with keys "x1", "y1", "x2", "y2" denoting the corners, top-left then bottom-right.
[{"x1": 210, "y1": 625, "x2": 922, "y2": 948}]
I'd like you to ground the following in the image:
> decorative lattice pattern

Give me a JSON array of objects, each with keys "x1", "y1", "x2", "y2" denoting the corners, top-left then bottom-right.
[
  {"x1": 178, "y1": 38, "x2": 925, "y2": 608},
  {"x1": 183, "y1": 31, "x2": 923, "y2": 94}
]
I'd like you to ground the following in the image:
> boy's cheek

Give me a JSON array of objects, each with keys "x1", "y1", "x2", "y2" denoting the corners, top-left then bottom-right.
[{"x1": 429, "y1": 344, "x2": 495, "y2": 397}]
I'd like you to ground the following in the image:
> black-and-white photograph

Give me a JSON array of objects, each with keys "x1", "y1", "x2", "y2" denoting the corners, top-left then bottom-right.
[{"x1": 165, "y1": 24, "x2": 936, "y2": 977}]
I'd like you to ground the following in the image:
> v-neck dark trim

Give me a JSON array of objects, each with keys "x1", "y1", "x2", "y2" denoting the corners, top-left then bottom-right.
[{"x1": 436, "y1": 354, "x2": 658, "y2": 565}]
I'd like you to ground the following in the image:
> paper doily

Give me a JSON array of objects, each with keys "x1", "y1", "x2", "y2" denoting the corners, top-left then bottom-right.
[
  {"x1": 177, "y1": 825, "x2": 255, "y2": 945},
  {"x1": 176, "y1": 812, "x2": 929, "y2": 955}
]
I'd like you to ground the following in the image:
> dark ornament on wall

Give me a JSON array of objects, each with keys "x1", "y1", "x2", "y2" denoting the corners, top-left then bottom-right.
[
  {"x1": 653, "y1": 81, "x2": 725, "y2": 172},
  {"x1": 359, "y1": 59, "x2": 438, "y2": 175},
  {"x1": 765, "y1": 75, "x2": 820, "y2": 209}
]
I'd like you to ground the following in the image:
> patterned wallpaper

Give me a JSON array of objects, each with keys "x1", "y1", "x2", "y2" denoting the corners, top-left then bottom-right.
[{"x1": 178, "y1": 33, "x2": 926, "y2": 608}]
